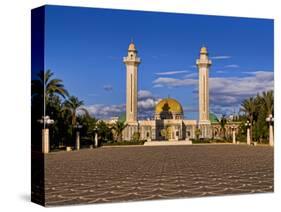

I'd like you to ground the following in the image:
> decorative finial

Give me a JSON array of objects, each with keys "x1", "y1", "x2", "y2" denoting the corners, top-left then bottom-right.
[
  {"x1": 131, "y1": 37, "x2": 134, "y2": 44},
  {"x1": 200, "y1": 45, "x2": 208, "y2": 54}
]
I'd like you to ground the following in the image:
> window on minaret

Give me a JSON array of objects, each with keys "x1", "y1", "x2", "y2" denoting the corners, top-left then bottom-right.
[
  {"x1": 130, "y1": 74, "x2": 133, "y2": 112},
  {"x1": 203, "y1": 75, "x2": 206, "y2": 112}
]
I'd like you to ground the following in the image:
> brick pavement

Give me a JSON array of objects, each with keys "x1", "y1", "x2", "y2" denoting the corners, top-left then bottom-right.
[{"x1": 44, "y1": 145, "x2": 273, "y2": 206}]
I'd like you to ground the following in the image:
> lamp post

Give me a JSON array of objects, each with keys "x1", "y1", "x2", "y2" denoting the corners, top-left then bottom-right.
[
  {"x1": 94, "y1": 126, "x2": 98, "y2": 148},
  {"x1": 37, "y1": 116, "x2": 54, "y2": 154},
  {"x1": 231, "y1": 125, "x2": 236, "y2": 144},
  {"x1": 266, "y1": 114, "x2": 274, "y2": 147},
  {"x1": 74, "y1": 122, "x2": 82, "y2": 150},
  {"x1": 245, "y1": 120, "x2": 251, "y2": 145}
]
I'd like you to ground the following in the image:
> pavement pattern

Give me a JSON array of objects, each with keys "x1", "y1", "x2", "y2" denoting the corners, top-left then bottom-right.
[{"x1": 44, "y1": 145, "x2": 273, "y2": 206}]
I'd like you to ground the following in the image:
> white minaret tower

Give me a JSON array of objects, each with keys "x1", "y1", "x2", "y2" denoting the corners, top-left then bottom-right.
[
  {"x1": 123, "y1": 42, "x2": 141, "y2": 123},
  {"x1": 196, "y1": 46, "x2": 212, "y2": 138}
]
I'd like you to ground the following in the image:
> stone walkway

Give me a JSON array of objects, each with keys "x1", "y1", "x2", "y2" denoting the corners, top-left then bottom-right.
[{"x1": 44, "y1": 145, "x2": 273, "y2": 206}]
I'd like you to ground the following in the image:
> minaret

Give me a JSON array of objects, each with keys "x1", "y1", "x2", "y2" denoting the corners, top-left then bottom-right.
[
  {"x1": 123, "y1": 42, "x2": 141, "y2": 123},
  {"x1": 196, "y1": 46, "x2": 212, "y2": 137}
]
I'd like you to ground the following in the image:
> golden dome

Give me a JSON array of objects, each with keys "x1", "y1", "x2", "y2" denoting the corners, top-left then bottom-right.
[
  {"x1": 155, "y1": 98, "x2": 183, "y2": 114},
  {"x1": 200, "y1": 46, "x2": 208, "y2": 54},
  {"x1": 128, "y1": 42, "x2": 137, "y2": 51}
]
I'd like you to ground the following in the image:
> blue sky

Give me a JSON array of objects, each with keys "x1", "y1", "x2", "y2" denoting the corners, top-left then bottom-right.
[{"x1": 44, "y1": 5, "x2": 274, "y2": 120}]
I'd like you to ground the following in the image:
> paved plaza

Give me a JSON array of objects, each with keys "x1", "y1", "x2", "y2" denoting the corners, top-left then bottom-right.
[{"x1": 44, "y1": 145, "x2": 273, "y2": 206}]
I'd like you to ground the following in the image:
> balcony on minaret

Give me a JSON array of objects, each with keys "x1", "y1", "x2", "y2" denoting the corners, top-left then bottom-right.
[
  {"x1": 123, "y1": 42, "x2": 141, "y2": 64},
  {"x1": 123, "y1": 56, "x2": 141, "y2": 63},
  {"x1": 196, "y1": 46, "x2": 212, "y2": 67}
]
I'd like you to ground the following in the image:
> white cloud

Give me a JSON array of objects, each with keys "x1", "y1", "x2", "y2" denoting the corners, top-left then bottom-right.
[
  {"x1": 153, "y1": 77, "x2": 197, "y2": 87},
  {"x1": 210, "y1": 56, "x2": 231, "y2": 60},
  {"x1": 209, "y1": 71, "x2": 274, "y2": 112},
  {"x1": 138, "y1": 98, "x2": 159, "y2": 110},
  {"x1": 85, "y1": 71, "x2": 273, "y2": 119},
  {"x1": 85, "y1": 90, "x2": 161, "y2": 119},
  {"x1": 215, "y1": 70, "x2": 226, "y2": 74},
  {"x1": 138, "y1": 90, "x2": 153, "y2": 99},
  {"x1": 224, "y1": 64, "x2": 239, "y2": 68},
  {"x1": 184, "y1": 72, "x2": 198, "y2": 79},
  {"x1": 138, "y1": 90, "x2": 161, "y2": 119},
  {"x1": 85, "y1": 104, "x2": 125, "y2": 119},
  {"x1": 152, "y1": 71, "x2": 273, "y2": 115},
  {"x1": 155, "y1": 70, "x2": 189, "y2": 75}
]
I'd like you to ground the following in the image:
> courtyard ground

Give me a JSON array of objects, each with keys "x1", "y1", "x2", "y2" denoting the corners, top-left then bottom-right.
[{"x1": 44, "y1": 145, "x2": 273, "y2": 206}]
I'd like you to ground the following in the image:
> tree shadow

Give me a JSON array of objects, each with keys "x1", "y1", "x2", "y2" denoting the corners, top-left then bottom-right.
[{"x1": 160, "y1": 103, "x2": 173, "y2": 120}]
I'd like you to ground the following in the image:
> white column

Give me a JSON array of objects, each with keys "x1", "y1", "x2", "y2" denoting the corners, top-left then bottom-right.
[
  {"x1": 232, "y1": 129, "x2": 236, "y2": 144},
  {"x1": 247, "y1": 128, "x2": 251, "y2": 145},
  {"x1": 269, "y1": 124, "x2": 274, "y2": 146},
  {"x1": 76, "y1": 131, "x2": 80, "y2": 150},
  {"x1": 95, "y1": 132, "x2": 98, "y2": 147},
  {"x1": 42, "y1": 128, "x2": 49, "y2": 154}
]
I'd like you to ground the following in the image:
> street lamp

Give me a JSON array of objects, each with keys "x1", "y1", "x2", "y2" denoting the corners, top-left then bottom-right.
[
  {"x1": 266, "y1": 114, "x2": 274, "y2": 146},
  {"x1": 37, "y1": 116, "x2": 54, "y2": 154},
  {"x1": 231, "y1": 125, "x2": 236, "y2": 144},
  {"x1": 94, "y1": 126, "x2": 98, "y2": 148},
  {"x1": 74, "y1": 122, "x2": 83, "y2": 150},
  {"x1": 245, "y1": 120, "x2": 251, "y2": 145}
]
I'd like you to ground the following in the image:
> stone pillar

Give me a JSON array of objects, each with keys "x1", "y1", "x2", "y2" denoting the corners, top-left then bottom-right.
[
  {"x1": 247, "y1": 128, "x2": 251, "y2": 145},
  {"x1": 42, "y1": 128, "x2": 49, "y2": 154},
  {"x1": 95, "y1": 132, "x2": 98, "y2": 148},
  {"x1": 76, "y1": 131, "x2": 80, "y2": 150},
  {"x1": 232, "y1": 129, "x2": 236, "y2": 144},
  {"x1": 269, "y1": 124, "x2": 274, "y2": 146}
]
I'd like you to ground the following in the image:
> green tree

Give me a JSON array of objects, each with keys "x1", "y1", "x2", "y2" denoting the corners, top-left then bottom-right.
[
  {"x1": 261, "y1": 90, "x2": 274, "y2": 116},
  {"x1": 132, "y1": 132, "x2": 140, "y2": 142},
  {"x1": 112, "y1": 120, "x2": 128, "y2": 142},
  {"x1": 78, "y1": 115, "x2": 98, "y2": 145},
  {"x1": 32, "y1": 70, "x2": 69, "y2": 104},
  {"x1": 219, "y1": 115, "x2": 227, "y2": 139},
  {"x1": 63, "y1": 96, "x2": 89, "y2": 126},
  {"x1": 240, "y1": 97, "x2": 257, "y2": 141},
  {"x1": 96, "y1": 121, "x2": 113, "y2": 144},
  {"x1": 31, "y1": 70, "x2": 69, "y2": 150},
  {"x1": 195, "y1": 128, "x2": 201, "y2": 140},
  {"x1": 239, "y1": 90, "x2": 274, "y2": 143},
  {"x1": 253, "y1": 90, "x2": 273, "y2": 143}
]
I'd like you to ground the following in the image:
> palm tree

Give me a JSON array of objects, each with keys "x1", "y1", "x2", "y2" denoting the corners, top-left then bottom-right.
[
  {"x1": 32, "y1": 70, "x2": 69, "y2": 103},
  {"x1": 240, "y1": 97, "x2": 257, "y2": 141},
  {"x1": 219, "y1": 115, "x2": 227, "y2": 139},
  {"x1": 195, "y1": 128, "x2": 201, "y2": 140},
  {"x1": 261, "y1": 90, "x2": 274, "y2": 116},
  {"x1": 112, "y1": 120, "x2": 128, "y2": 142},
  {"x1": 63, "y1": 96, "x2": 89, "y2": 126},
  {"x1": 96, "y1": 120, "x2": 113, "y2": 143}
]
